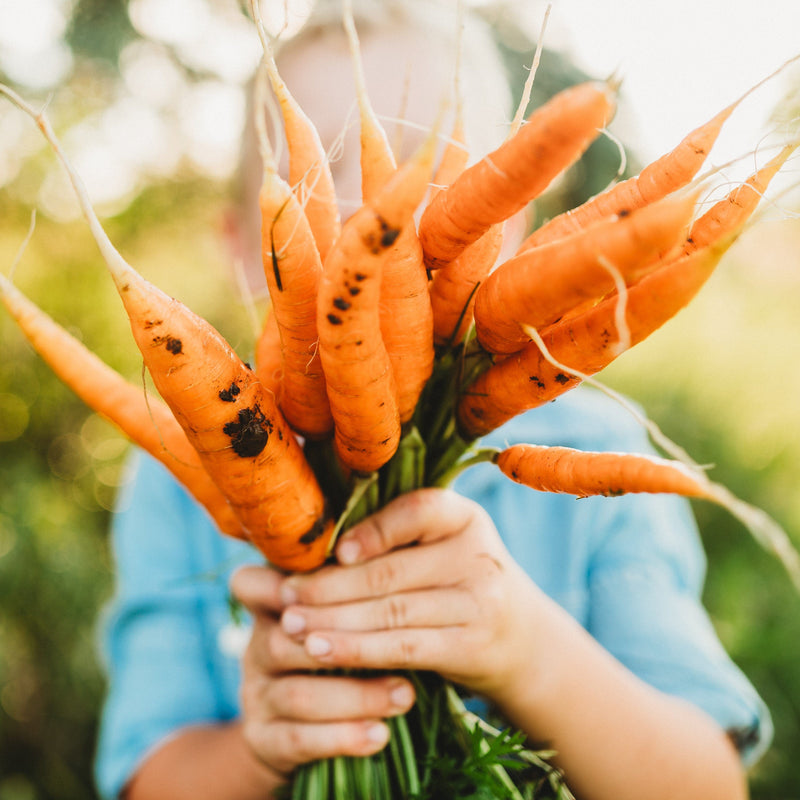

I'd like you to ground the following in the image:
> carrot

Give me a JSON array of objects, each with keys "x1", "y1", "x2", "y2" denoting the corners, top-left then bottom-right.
[
  {"x1": 495, "y1": 443, "x2": 712, "y2": 499},
  {"x1": 2, "y1": 83, "x2": 334, "y2": 572},
  {"x1": 379, "y1": 226, "x2": 435, "y2": 422},
  {"x1": 683, "y1": 142, "x2": 798, "y2": 254},
  {"x1": 429, "y1": 222, "x2": 503, "y2": 347},
  {"x1": 342, "y1": 0, "x2": 396, "y2": 201},
  {"x1": 257, "y1": 117, "x2": 332, "y2": 439},
  {"x1": 254, "y1": 306, "x2": 283, "y2": 397},
  {"x1": 0, "y1": 272, "x2": 247, "y2": 541},
  {"x1": 250, "y1": 1, "x2": 341, "y2": 263},
  {"x1": 473, "y1": 190, "x2": 698, "y2": 355},
  {"x1": 518, "y1": 101, "x2": 738, "y2": 252},
  {"x1": 417, "y1": 80, "x2": 616, "y2": 270},
  {"x1": 342, "y1": 0, "x2": 434, "y2": 421},
  {"x1": 459, "y1": 241, "x2": 729, "y2": 438},
  {"x1": 317, "y1": 133, "x2": 437, "y2": 473}
]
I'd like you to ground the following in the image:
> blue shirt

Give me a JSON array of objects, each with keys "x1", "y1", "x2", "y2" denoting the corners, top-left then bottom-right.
[{"x1": 93, "y1": 387, "x2": 772, "y2": 798}]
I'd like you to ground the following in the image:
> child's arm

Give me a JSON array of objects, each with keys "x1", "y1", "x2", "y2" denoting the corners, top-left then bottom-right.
[{"x1": 277, "y1": 488, "x2": 748, "y2": 800}]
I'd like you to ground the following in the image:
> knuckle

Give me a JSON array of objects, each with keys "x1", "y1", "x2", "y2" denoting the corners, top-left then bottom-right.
[
  {"x1": 384, "y1": 595, "x2": 408, "y2": 629},
  {"x1": 395, "y1": 636, "x2": 418, "y2": 668},
  {"x1": 366, "y1": 558, "x2": 398, "y2": 596}
]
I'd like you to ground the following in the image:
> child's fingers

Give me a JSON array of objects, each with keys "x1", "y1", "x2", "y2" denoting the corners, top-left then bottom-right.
[
  {"x1": 282, "y1": 536, "x2": 462, "y2": 607},
  {"x1": 230, "y1": 564, "x2": 286, "y2": 614},
  {"x1": 245, "y1": 614, "x2": 320, "y2": 674},
  {"x1": 334, "y1": 487, "x2": 478, "y2": 565},
  {"x1": 264, "y1": 673, "x2": 415, "y2": 722},
  {"x1": 244, "y1": 717, "x2": 391, "y2": 775},
  {"x1": 301, "y1": 627, "x2": 460, "y2": 677},
  {"x1": 281, "y1": 587, "x2": 477, "y2": 637}
]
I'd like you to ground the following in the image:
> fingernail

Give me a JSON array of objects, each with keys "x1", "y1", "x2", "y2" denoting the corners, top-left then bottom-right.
[
  {"x1": 366, "y1": 722, "x2": 389, "y2": 745},
  {"x1": 280, "y1": 581, "x2": 298, "y2": 606},
  {"x1": 305, "y1": 634, "x2": 332, "y2": 657},
  {"x1": 337, "y1": 539, "x2": 361, "y2": 565},
  {"x1": 389, "y1": 682, "x2": 414, "y2": 710},
  {"x1": 281, "y1": 610, "x2": 305, "y2": 635}
]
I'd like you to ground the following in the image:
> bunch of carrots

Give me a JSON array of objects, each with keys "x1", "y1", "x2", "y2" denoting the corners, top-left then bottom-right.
[{"x1": 2, "y1": 2, "x2": 800, "y2": 797}]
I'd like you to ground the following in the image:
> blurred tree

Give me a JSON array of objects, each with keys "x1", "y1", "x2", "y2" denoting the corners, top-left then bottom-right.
[{"x1": 66, "y1": 0, "x2": 136, "y2": 65}]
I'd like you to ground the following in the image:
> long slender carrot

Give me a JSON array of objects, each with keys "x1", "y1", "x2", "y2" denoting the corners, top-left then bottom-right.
[
  {"x1": 0, "y1": 272, "x2": 246, "y2": 541},
  {"x1": 342, "y1": 0, "x2": 396, "y2": 201},
  {"x1": 250, "y1": 2, "x2": 341, "y2": 263},
  {"x1": 417, "y1": 80, "x2": 616, "y2": 270},
  {"x1": 473, "y1": 190, "x2": 698, "y2": 355},
  {"x1": 459, "y1": 241, "x2": 729, "y2": 438},
  {"x1": 495, "y1": 443, "x2": 712, "y2": 499},
  {"x1": 1, "y1": 83, "x2": 334, "y2": 572},
  {"x1": 684, "y1": 142, "x2": 798, "y2": 254},
  {"x1": 341, "y1": 2, "x2": 434, "y2": 423},
  {"x1": 317, "y1": 133, "x2": 437, "y2": 473},
  {"x1": 257, "y1": 111, "x2": 332, "y2": 439},
  {"x1": 518, "y1": 100, "x2": 739, "y2": 252}
]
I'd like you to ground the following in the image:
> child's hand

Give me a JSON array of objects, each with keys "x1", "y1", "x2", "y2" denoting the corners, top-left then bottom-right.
[
  {"x1": 229, "y1": 565, "x2": 416, "y2": 777},
  {"x1": 277, "y1": 488, "x2": 546, "y2": 708}
]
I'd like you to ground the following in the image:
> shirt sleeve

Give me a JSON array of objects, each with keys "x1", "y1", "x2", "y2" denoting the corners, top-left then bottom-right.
[
  {"x1": 93, "y1": 450, "x2": 255, "y2": 800},
  {"x1": 585, "y1": 490, "x2": 773, "y2": 767},
  {"x1": 476, "y1": 389, "x2": 773, "y2": 767}
]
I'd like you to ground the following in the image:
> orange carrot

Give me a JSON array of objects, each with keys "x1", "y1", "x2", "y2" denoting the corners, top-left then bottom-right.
[
  {"x1": 258, "y1": 139, "x2": 332, "y2": 439},
  {"x1": 429, "y1": 222, "x2": 503, "y2": 347},
  {"x1": 518, "y1": 101, "x2": 737, "y2": 252},
  {"x1": 459, "y1": 242, "x2": 728, "y2": 438},
  {"x1": 0, "y1": 272, "x2": 246, "y2": 541},
  {"x1": 317, "y1": 134, "x2": 436, "y2": 472},
  {"x1": 254, "y1": 306, "x2": 283, "y2": 397},
  {"x1": 341, "y1": 1, "x2": 434, "y2": 421},
  {"x1": 378, "y1": 226, "x2": 435, "y2": 422},
  {"x1": 417, "y1": 80, "x2": 616, "y2": 270},
  {"x1": 251, "y1": 2, "x2": 341, "y2": 262},
  {"x1": 342, "y1": 0, "x2": 396, "y2": 201},
  {"x1": 495, "y1": 443, "x2": 712, "y2": 499},
  {"x1": 3, "y1": 84, "x2": 334, "y2": 572},
  {"x1": 473, "y1": 190, "x2": 698, "y2": 355},
  {"x1": 684, "y1": 142, "x2": 798, "y2": 254}
]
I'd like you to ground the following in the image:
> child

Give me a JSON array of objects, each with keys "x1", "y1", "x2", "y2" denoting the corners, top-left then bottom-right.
[{"x1": 93, "y1": 2, "x2": 771, "y2": 798}]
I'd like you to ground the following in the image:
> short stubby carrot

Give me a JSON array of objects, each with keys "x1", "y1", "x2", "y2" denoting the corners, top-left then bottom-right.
[
  {"x1": 260, "y1": 167, "x2": 332, "y2": 439},
  {"x1": 494, "y1": 443, "x2": 712, "y2": 499},
  {"x1": 317, "y1": 133, "x2": 437, "y2": 473},
  {"x1": 518, "y1": 101, "x2": 736, "y2": 252},
  {"x1": 459, "y1": 242, "x2": 727, "y2": 438},
  {"x1": 473, "y1": 190, "x2": 697, "y2": 355},
  {"x1": 0, "y1": 273, "x2": 246, "y2": 541},
  {"x1": 417, "y1": 80, "x2": 616, "y2": 270}
]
